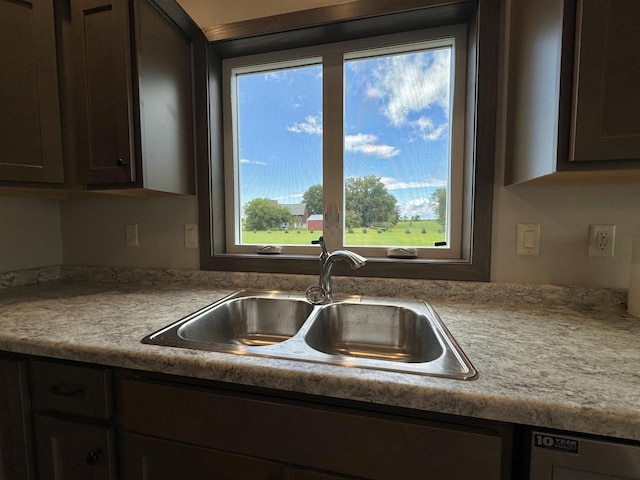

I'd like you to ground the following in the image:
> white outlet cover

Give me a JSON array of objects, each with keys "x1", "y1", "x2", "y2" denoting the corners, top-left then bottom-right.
[{"x1": 589, "y1": 224, "x2": 615, "y2": 257}]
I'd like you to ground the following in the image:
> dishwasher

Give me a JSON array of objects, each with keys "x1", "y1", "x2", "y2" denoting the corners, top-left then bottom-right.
[{"x1": 529, "y1": 431, "x2": 640, "y2": 479}]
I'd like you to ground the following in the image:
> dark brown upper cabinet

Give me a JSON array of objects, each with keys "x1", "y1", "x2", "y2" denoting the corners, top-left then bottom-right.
[
  {"x1": 71, "y1": 0, "x2": 135, "y2": 186},
  {"x1": 0, "y1": 0, "x2": 64, "y2": 184},
  {"x1": 569, "y1": 0, "x2": 640, "y2": 163},
  {"x1": 69, "y1": 0, "x2": 196, "y2": 193},
  {"x1": 504, "y1": 0, "x2": 640, "y2": 185}
]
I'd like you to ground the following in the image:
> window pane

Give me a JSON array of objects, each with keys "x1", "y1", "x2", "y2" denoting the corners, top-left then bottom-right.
[
  {"x1": 344, "y1": 45, "x2": 452, "y2": 248},
  {"x1": 234, "y1": 63, "x2": 323, "y2": 245}
]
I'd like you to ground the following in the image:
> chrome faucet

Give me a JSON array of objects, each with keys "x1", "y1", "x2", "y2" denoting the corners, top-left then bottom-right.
[{"x1": 306, "y1": 237, "x2": 366, "y2": 304}]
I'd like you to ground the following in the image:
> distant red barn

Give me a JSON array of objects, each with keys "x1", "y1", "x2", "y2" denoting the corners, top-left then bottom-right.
[{"x1": 307, "y1": 214, "x2": 323, "y2": 231}]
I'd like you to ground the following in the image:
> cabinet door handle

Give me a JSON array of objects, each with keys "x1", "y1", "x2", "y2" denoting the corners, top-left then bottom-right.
[
  {"x1": 85, "y1": 449, "x2": 102, "y2": 465},
  {"x1": 48, "y1": 384, "x2": 85, "y2": 398},
  {"x1": 116, "y1": 158, "x2": 127, "y2": 167}
]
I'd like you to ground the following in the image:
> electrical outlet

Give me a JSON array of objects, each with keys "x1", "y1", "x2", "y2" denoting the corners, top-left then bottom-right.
[{"x1": 589, "y1": 224, "x2": 615, "y2": 257}]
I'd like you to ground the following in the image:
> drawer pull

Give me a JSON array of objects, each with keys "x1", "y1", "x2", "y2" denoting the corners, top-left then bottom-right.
[
  {"x1": 48, "y1": 384, "x2": 85, "y2": 398},
  {"x1": 85, "y1": 449, "x2": 102, "y2": 465}
]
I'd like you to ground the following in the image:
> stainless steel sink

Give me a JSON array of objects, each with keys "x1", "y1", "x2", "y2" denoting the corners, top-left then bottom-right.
[
  {"x1": 177, "y1": 296, "x2": 313, "y2": 346},
  {"x1": 142, "y1": 290, "x2": 477, "y2": 380},
  {"x1": 304, "y1": 303, "x2": 444, "y2": 363},
  {"x1": 143, "y1": 291, "x2": 313, "y2": 354}
]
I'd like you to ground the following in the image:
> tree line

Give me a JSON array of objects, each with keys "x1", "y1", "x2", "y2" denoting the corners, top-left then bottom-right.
[{"x1": 244, "y1": 176, "x2": 446, "y2": 231}]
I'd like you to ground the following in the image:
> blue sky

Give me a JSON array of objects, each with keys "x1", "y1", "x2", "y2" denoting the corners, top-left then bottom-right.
[{"x1": 236, "y1": 46, "x2": 451, "y2": 220}]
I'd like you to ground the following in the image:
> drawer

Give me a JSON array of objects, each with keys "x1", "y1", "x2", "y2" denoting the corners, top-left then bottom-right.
[{"x1": 31, "y1": 360, "x2": 112, "y2": 419}]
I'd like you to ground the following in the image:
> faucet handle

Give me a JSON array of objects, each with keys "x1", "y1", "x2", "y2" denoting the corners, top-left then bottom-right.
[{"x1": 311, "y1": 236, "x2": 329, "y2": 257}]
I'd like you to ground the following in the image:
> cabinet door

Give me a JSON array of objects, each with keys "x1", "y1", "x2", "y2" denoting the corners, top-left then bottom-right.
[
  {"x1": 570, "y1": 0, "x2": 640, "y2": 161},
  {"x1": 0, "y1": 358, "x2": 35, "y2": 480},
  {"x1": 133, "y1": 0, "x2": 195, "y2": 194},
  {"x1": 0, "y1": 0, "x2": 64, "y2": 183},
  {"x1": 122, "y1": 433, "x2": 282, "y2": 480},
  {"x1": 34, "y1": 416, "x2": 116, "y2": 480},
  {"x1": 71, "y1": 0, "x2": 135, "y2": 185}
]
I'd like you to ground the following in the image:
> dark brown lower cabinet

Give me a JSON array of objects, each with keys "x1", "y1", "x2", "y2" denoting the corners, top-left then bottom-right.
[
  {"x1": 122, "y1": 433, "x2": 281, "y2": 479},
  {"x1": 119, "y1": 376, "x2": 510, "y2": 480},
  {"x1": 0, "y1": 357, "x2": 35, "y2": 480},
  {"x1": 34, "y1": 414, "x2": 116, "y2": 480}
]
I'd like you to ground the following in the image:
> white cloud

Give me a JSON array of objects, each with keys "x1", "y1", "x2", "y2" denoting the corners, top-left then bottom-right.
[
  {"x1": 345, "y1": 133, "x2": 400, "y2": 158},
  {"x1": 240, "y1": 158, "x2": 267, "y2": 166},
  {"x1": 399, "y1": 197, "x2": 437, "y2": 220},
  {"x1": 365, "y1": 49, "x2": 451, "y2": 127},
  {"x1": 411, "y1": 116, "x2": 448, "y2": 141},
  {"x1": 379, "y1": 176, "x2": 446, "y2": 190},
  {"x1": 264, "y1": 71, "x2": 287, "y2": 81},
  {"x1": 287, "y1": 115, "x2": 323, "y2": 135},
  {"x1": 365, "y1": 85, "x2": 382, "y2": 99},
  {"x1": 271, "y1": 193, "x2": 304, "y2": 202}
]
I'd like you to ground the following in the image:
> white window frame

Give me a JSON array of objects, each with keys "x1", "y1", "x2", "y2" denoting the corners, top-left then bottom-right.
[{"x1": 222, "y1": 25, "x2": 467, "y2": 260}]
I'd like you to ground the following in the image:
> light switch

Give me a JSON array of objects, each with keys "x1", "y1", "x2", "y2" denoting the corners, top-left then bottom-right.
[
  {"x1": 523, "y1": 230, "x2": 536, "y2": 249},
  {"x1": 517, "y1": 224, "x2": 540, "y2": 255},
  {"x1": 126, "y1": 224, "x2": 138, "y2": 247},
  {"x1": 184, "y1": 224, "x2": 198, "y2": 248}
]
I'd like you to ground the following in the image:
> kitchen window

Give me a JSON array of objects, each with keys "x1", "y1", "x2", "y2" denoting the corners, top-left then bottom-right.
[
  {"x1": 223, "y1": 27, "x2": 466, "y2": 260},
  {"x1": 200, "y1": 1, "x2": 499, "y2": 280}
]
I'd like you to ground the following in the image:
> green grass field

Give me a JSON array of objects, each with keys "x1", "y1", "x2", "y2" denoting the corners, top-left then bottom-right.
[{"x1": 241, "y1": 220, "x2": 446, "y2": 247}]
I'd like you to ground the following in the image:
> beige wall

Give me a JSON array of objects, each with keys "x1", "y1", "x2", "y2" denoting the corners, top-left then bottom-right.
[
  {"x1": 60, "y1": 196, "x2": 199, "y2": 270},
  {"x1": 491, "y1": 183, "x2": 640, "y2": 289},
  {"x1": 0, "y1": 197, "x2": 62, "y2": 271},
  {"x1": 53, "y1": 184, "x2": 640, "y2": 289}
]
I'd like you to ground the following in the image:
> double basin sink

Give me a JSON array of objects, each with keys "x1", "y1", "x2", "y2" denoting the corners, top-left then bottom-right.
[{"x1": 142, "y1": 290, "x2": 477, "y2": 379}]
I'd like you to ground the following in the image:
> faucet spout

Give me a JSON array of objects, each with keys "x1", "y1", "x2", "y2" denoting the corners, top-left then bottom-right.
[
  {"x1": 306, "y1": 237, "x2": 367, "y2": 304},
  {"x1": 320, "y1": 250, "x2": 367, "y2": 302}
]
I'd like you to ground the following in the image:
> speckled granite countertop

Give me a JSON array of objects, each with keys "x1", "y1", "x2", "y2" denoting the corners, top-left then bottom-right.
[{"x1": 1, "y1": 267, "x2": 638, "y2": 441}]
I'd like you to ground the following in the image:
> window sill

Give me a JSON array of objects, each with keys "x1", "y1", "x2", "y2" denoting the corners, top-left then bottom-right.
[{"x1": 200, "y1": 253, "x2": 489, "y2": 281}]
